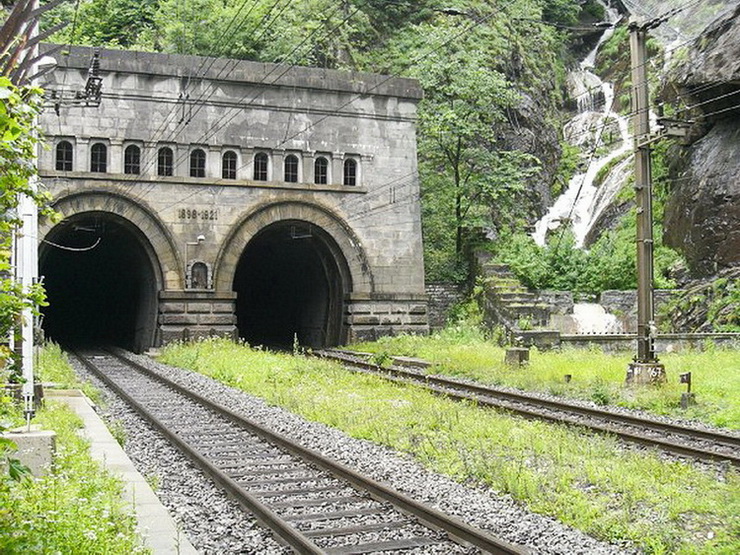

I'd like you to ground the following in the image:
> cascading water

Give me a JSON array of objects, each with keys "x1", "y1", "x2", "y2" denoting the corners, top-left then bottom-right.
[
  {"x1": 533, "y1": 1, "x2": 632, "y2": 248},
  {"x1": 572, "y1": 303, "x2": 623, "y2": 334}
]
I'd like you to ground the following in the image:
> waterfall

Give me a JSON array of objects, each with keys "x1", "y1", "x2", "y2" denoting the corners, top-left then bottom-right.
[
  {"x1": 533, "y1": 1, "x2": 632, "y2": 248},
  {"x1": 573, "y1": 303, "x2": 624, "y2": 334}
]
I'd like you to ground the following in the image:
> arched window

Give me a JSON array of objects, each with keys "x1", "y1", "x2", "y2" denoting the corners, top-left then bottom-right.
[
  {"x1": 158, "y1": 147, "x2": 173, "y2": 176},
  {"x1": 253, "y1": 152, "x2": 268, "y2": 181},
  {"x1": 90, "y1": 143, "x2": 107, "y2": 172},
  {"x1": 284, "y1": 154, "x2": 299, "y2": 183},
  {"x1": 190, "y1": 148, "x2": 206, "y2": 178},
  {"x1": 55, "y1": 140, "x2": 73, "y2": 171},
  {"x1": 222, "y1": 150, "x2": 237, "y2": 180},
  {"x1": 124, "y1": 145, "x2": 141, "y2": 174},
  {"x1": 343, "y1": 158, "x2": 357, "y2": 186},
  {"x1": 314, "y1": 156, "x2": 328, "y2": 185}
]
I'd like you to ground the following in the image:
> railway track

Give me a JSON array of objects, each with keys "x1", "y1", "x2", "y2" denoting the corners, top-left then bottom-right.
[
  {"x1": 316, "y1": 349, "x2": 740, "y2": 468},
  {"x1": 73, "y1": 349, "x2": 526, "y2": 555}
]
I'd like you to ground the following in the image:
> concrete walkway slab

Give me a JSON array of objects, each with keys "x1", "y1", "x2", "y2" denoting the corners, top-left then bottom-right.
[{"x1": 48, "y1": 390, "x2": 198, "y2": 555}]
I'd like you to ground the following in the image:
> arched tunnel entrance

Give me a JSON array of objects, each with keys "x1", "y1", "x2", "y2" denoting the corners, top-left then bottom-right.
[
  {"x1": 39, "y1": 212, "x2": 160, "y2": 352},
  {"x1": 233, "y1": 221, "x2": 348, "y2": 349}
]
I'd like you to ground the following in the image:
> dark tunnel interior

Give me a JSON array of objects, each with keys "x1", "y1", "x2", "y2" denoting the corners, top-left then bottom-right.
[
  {"x1": 39, "y1": 213, "x2": 158, "y2": 352},
  {"x1": 233, "y1": 222, "x2": 345, "y2": 349}
]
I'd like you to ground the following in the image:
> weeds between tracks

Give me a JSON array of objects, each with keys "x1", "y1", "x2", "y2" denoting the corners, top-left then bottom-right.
[{"x1": 160, "y1": 337, "x2": 740, "y2": 554}]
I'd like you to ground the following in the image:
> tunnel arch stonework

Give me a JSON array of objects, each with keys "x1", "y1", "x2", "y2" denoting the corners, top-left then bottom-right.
[
  {"x1": 37, "y1": 45, "x2": 428, "y2": 349},
  {"x1": 41, "y1": 190, "x2": 182, "y2": 289},
  {"x1": 39, "y1": 193, "x2": 174, "y2": 351},
  {"x1": 215, "y1": 201, "x2": 372, "y2": 292}
]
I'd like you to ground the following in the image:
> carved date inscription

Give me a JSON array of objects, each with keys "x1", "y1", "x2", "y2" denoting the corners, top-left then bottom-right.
[{"x1": 178, "y1": 208, "x2": 219, "y2": 221}]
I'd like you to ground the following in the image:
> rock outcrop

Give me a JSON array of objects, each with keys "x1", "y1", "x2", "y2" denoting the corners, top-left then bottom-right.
[{"x1": 662, "y1": 5, "x2": 740, "y2": 276}]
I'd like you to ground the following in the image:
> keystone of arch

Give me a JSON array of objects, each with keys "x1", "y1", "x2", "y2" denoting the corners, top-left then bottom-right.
[
  {"x1": 214, "y1": 200, "x2": 374, "y2": 293},
  {"x1": 40, "y1": 190, "x2": 184, "y2": 289}
]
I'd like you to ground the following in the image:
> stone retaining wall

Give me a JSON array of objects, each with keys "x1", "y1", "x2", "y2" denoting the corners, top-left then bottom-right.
[
  {"x1": 345, "y1": 293, "x2": 429, "y2": 342},
  {"x1": 425, "y1": 283, "x2": 464, "y2": 330},
  {"x1": 158, "y1": 291, "x2": 237, "y2": 344}
]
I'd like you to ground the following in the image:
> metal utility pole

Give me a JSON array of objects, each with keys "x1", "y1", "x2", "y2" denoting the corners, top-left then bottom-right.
[{"x1": 626, "y1": 17, "x2": 665, "y2": 384}]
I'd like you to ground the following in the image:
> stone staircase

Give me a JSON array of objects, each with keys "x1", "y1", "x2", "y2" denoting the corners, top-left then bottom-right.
[
  {"x1": 481, "y1": 262, "x2": 551, "y2": 329},
  {"x1": 477, "y1": 259, "x2": 562, "y2": 349}
]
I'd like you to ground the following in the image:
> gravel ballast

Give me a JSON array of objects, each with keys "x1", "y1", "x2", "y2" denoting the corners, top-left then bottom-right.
[{"x1": 71, "y1": 352, "x2": 634, "y2": 554}]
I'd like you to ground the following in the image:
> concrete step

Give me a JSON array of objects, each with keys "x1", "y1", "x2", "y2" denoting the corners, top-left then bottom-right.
[
  {"x1": 481, "y1": 263, "x2": 516, "y2": 279},
  {"x1": 496, "y1": 292, "x2": 537, "y2": 303},
  {"x1": 487, "y1": 277, "x2": 523, "y2": 288}
]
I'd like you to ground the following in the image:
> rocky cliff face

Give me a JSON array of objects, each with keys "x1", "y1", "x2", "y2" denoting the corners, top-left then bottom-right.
[{"x1": 663, "y1": 5, "x2": 740, "y2": 276}]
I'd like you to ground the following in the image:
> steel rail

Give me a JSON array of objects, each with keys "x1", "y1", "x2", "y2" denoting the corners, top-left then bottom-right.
[
  {"x1": 78, "y1": 349, "x2": 527, "y2": 555},
  {"x1": 74, "y1": 351, "x2": 324, "y2": 555},
  {"x1": 317, "y1": 350, "x2": 740, "y2": 468}
]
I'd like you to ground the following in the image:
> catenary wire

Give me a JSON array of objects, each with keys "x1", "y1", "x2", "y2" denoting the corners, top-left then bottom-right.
[
  {"x1": 146, "y1": 0, "x2": 524, "y2": 216},
  {"x1": 110, "y1": 0, "x2": 356, "y2": 201}
]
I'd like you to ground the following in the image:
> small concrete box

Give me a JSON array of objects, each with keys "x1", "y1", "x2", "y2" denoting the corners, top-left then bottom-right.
[
  {"x1": 505, "y1": 347, "x2": 530, "y2": 367},
  {"x1": 1, "y1": 428, "x2": 56, "y2": 477}
]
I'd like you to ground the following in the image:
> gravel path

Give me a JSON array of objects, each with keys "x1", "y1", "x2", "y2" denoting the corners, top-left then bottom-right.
[{"x1": 71, "y1": 352, "x2": 636, "y2": 554}]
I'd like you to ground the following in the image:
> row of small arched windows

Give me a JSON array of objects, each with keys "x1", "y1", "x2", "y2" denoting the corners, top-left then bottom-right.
[{"x1": 55, "y1": 141, "x2": 359, "y2": 186}]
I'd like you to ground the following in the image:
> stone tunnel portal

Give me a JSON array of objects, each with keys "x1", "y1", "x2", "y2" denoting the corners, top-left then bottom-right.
[
  {"x1": 39, "y1": 212, "x2": 160, "y2": 352},
  {"x1": 233, "y1": 221, "x2": 349, "y2": 349}
]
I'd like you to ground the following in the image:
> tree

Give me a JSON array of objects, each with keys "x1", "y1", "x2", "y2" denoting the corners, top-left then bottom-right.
[
  {"x1": 0, "y1": 78, "x2": 52, "y2": 375},
  {"x1": 412, "y1": 24, "x2": 539, "y2": 280},
  {"x1": 44, "y1": 0, "x2": 160, "y2": 48}
]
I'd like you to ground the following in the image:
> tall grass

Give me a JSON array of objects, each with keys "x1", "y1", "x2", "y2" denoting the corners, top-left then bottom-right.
[
  {"x1": 0, "y1": 344, "x2": 146, "y2": 553},
  {"x1": 351, "y1": 329, "x2": 740, "y2": 429},
  {"x1": 36, "y1": 342, "x2": 101, "y2": 404},
  {"x1": 159, "y1": 338, "x2": 740, "y2": 554}
]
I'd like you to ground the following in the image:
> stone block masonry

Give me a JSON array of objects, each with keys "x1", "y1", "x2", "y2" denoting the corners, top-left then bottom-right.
[
  {"x1": 425, "y1": 282, "x2": 465, "y2": 330},
  {"x1": 158, "y1": 291, "x2": 238, "y2": 344},
  {"x1": 37, "y1": 44, "x2": 428, "y2": 348},
  {"x1": 346, "y1": 293, "x2": 429, "y2": 343}
]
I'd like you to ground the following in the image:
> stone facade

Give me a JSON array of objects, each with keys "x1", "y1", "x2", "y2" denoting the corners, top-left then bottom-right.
[{"x1": 36, "y1": 45, "x2": 428, "y2": 350}]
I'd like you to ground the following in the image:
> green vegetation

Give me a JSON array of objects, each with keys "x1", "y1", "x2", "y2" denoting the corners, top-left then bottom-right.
[
  {"x1": 659, "y1": 273, "x2": 740, "y2": 333},
  {"x1": 45, "y1": 0, "x2": 591, "y2": 283},
  {"x1": 0, "y1": 346, "x2": 145, "y2": 553},
  {"x1": 159, "y1": 337, "x2": 740, "y2": 553},
  {"x1": 490, "y1": 137, "x2": 682, "y2": 296},
  {"x1": 551, "y1": 141, "x2": 580, "y2": 197},
  {"x1": 0, "y1": 404, "x2": 146, "y2": 553},
  {"x1": 36, "y1": 342, "x2": 102, "y2": 403},
  {"x1": 0, "y1": 78, "x2": 56, "y2": 377},
  {"x1": 354, "y1": 331, "x2": 740, "y2": 429}
]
